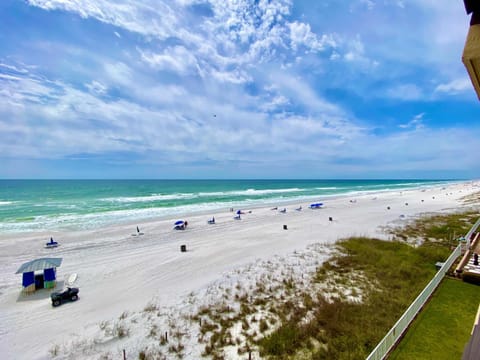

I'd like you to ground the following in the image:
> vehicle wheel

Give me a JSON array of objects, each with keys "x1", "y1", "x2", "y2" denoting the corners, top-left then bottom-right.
[
  {"x1": 71, "y1": 295, "x2": 78, "y2": 301},
  {"x1": 52, "y1": 300, "x2": 61, "y2": 307}
]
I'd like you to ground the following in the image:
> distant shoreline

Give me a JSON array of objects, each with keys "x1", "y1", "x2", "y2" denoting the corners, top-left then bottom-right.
[{"x1": 0, "y1": 179, "x2": 462, "y2": 234}]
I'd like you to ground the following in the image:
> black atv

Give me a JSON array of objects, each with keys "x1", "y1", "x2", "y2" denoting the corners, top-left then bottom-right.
[{"x1": 51, "y1": 287, "x2": 79, "y2": 307}]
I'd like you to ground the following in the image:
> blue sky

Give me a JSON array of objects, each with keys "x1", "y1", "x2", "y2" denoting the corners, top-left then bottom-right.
[{"x1": 0, "y1": 0, "x2": 478, "y2": 179}]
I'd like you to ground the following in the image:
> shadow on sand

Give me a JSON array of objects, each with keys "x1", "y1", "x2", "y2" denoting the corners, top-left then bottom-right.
[{"x1": 16, "y1": 280, "x2": 65, "y2": 302}]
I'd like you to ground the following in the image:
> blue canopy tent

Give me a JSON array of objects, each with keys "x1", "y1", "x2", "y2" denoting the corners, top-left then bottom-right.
[
  {"x1": 309, "y1": 203, "x2": 324, "y2": 209},
  {"x1": 174, "y1": 220, "x2": 187, "y2": 230},
  {"x1": 16, "y1": 257, "x2": 62, "y2": 293}
]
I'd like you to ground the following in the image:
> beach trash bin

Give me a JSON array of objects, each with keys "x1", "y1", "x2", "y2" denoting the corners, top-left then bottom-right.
[
  {"x1": 329, "y1": 217, "x2": 333, "y2": 222},
  {"x1": 180, "y1": 245, "x2": 187, "y2": 252},
  {"x1": 283, "y1": 225, "x2": 288, "y2": 230}
]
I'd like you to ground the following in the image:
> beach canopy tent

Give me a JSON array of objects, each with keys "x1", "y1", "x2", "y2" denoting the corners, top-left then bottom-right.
[
  {"x1": 174, "y1": 220, "x2": 186, "y2": 230},
  {"x1": 16, "y1": 257, "x2": 62, "y2": 293},
  {"x1": 309, "y1": 203, "x2": 324, "y2": 209}
]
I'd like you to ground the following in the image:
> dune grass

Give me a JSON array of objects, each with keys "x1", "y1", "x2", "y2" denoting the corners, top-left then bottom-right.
[
  {"x1": 259, "y1": 211, "x2": 478, "y2": 359},
  {"x1": 389, "y1": 278, "x2": 480, "y2": 360},
  {"x1": 259, "y1": 237, "x2": 444, "y2": 359},
  {"x1": 390, "y1": 211, "x2": 478, "y2": 244}
]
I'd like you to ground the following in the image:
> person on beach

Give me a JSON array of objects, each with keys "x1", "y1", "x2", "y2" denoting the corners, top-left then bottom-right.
[{"x1": 137, "y1": 226, "x2": 140, "y2": 233}]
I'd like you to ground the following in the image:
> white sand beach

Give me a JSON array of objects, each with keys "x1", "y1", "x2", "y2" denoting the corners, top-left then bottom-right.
[{"x1": 0, "y1": 181, "x2": 479, "y2": 359}]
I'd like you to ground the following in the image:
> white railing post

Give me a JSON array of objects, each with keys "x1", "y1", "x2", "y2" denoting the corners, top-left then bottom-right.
[{"x1": 465, "y1": 217, "x2": 480, "y2": 250}]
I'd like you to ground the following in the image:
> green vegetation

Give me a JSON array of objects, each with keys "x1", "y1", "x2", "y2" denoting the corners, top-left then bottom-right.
[
  {"x1": 389, "y1": 278, "x2": 480, "y2": 360},
  {"x1": 390, "y1": 211, "x2": 478, "y2": 244},
  {"x1": 259, "y1": 237, "x2": 443, "y2": 359},
  {"x1": 259, "y1": 211, "x2": 477, "y2": 359}
]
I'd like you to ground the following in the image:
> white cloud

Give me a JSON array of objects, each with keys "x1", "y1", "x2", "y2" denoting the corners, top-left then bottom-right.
[
  {"x1": 0, "y1": 61, "x2": 361, "y2": 165},
  {"x1": 261, "y1": 94, "x2": 290, "y2": 112},
  {"x1": 27, "y1": 0, "x2": 180, "y2": 40},
  {"x1": 386, "y1": 84, "x2": 424, "y2": 101},
  {"x1": 289, "y1": 21, "x2": 335, "y2": 52},
  {"x1": 0, "y1": 73, "x2": 23, "y2": 81},
  {"x1": 359, "y1": 0, "x2": 375, "y2": 10},
  {"x1": 435, "y1": 77, "x2": 472, "y2": 94},
  {"x1": 139, "y1": 46, "x2": 201, "y2": 76},
  {"x1": 399, "y1": 112, "x2": 425, "y2": 130},
  {"x1": 103, "y1": 62, "x2": 132, "y2": 85},
  {"x1": 26, "y1": 0, "x2": 335, "y2": 82},
  {"x1": 209, "y1": 68, "x2": 251, "y2": 84},
  {"x1": 0, "y1": 63, "x2": 29, "y2": 73},
  {"x1": 85, "y1": 80, "x2": 108, "y2": 95},
  {"x1": 8, "y1": 0, "x2": 478, "y2": 178}
]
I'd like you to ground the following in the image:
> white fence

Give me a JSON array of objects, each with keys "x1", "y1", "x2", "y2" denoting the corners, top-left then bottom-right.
[
  {"x1": 466, "y1": 217, "x2": 480, "y2": 249},
  {"x1": 365, "y1": 244, "x2": 462, "y2": 360}
]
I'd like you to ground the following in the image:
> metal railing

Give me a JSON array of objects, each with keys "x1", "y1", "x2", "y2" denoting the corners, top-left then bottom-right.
[{"x1": 365, "y1": 244, "x2": 462, "y2": 360}]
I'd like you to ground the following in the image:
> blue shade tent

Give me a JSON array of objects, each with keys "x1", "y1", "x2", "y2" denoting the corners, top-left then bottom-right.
[
  {"x1": 16, "y1": 258, "x2": 62, "y2": 292},
  {"x1": 174, "y1": 219, "x2": 187, "y2": 230},
  {"x1": 236, "y1": 210, "x2": 242, "y2": 215},
  {"x1": 309, "y1": 203, "x2": 324, "y2": 209}
]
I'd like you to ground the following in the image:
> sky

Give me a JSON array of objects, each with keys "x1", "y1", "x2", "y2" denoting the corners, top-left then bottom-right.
[{"x1": 0, "y1": 0, "x2": 479, "y2": 179}]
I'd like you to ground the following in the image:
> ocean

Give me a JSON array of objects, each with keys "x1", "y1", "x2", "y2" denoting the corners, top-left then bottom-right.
[{"x1": 0, "y1": 179, "x2": 453, "y2": 233}]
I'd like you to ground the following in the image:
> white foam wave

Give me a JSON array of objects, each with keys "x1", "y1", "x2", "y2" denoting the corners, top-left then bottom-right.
[
  {"x1": 101, "y1": 188, "x2": 305, "y2": 203},
  {"x1": 102, "y1": 193, "x2": 195, "y2": 203},
  {"x1": 0, "y1": 201, "x2": 13, "y2": 206},
  {"x1": 0, "y1": 202, "x2": 227, "y2": 232},
  {"x1": 0, "y1": 192, "x2": 314, "y2": 232},
  {"x1": 199, "y1": 188, "x2": 304, "y2": 197}
]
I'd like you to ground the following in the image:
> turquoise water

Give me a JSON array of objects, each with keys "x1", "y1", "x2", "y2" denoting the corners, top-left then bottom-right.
[{"x1": 0, "y1": 179, "x2": 452, "y2": 232}]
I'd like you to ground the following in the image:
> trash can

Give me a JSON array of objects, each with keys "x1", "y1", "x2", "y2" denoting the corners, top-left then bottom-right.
[
  {"x1": 283, "y1": 225, "x2": 288, "y2": 230},
  {"x1": 180, "y1": 245, "x2": 187, "y2": 252}
]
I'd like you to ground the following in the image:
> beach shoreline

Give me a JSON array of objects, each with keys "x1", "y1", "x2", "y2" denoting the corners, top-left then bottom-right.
[
  {"x1": 0, "y1": 180, "x2": 479, "y2": 359},
  {"x1": 0, "y1": 179, "x2": 459, "y2": 236},
  {"x1": 0, "y1": 179, "x2": 467, "y2": 241}
]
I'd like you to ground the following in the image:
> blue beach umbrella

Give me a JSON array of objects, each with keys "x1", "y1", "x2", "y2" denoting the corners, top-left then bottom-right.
[
  {"x1": 236, "y1": 210, "x2": 242, "y2": 215},
  {"x1": 174, "y1": 220, "x2": 184, "y2": 225}
]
